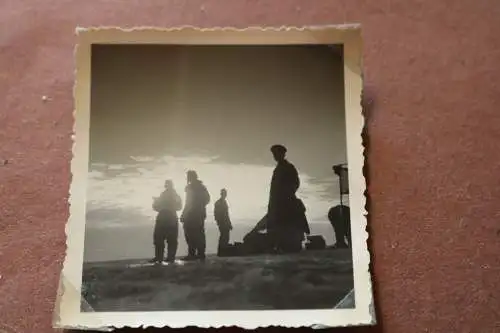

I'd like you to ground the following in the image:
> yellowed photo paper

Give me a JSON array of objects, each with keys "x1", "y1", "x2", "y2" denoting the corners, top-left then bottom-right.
[{"x1": 54, "y1": 25, "x2": 374, "y2": 330}]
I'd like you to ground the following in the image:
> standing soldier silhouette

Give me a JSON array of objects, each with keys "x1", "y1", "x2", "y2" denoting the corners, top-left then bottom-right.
[
  {"x1": 180, "y1": 170, "x2": 210, "y2": 261},
  {"x1": 267, "y1": 144, "x2": 304, "y2": 253},
  {"x1": 214, "y1": 188, "x2": 233, "y2": 256},
  {"x1": 151, "y1": 180, "x2": 182, "y2": 264}
]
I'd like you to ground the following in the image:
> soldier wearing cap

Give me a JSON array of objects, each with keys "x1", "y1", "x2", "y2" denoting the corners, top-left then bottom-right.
[{"x1": 267, "y1": 144, "x2": 306, "y2": 252}]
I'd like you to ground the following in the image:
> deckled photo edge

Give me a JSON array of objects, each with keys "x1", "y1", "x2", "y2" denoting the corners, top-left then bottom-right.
[
  {"x1": 342, "y1": 30, "x2": 376, "y2": 324},
  {"x1": 55, "y1": 25, "x2": 373, "y2": 330},
  {"x1": 54, "y1": 32, "x2": 96, "y2": 330}
]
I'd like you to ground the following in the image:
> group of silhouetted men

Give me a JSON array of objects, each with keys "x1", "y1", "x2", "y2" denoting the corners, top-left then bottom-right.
[
  {"x1": 150, "y1": 144, "x2": 338, "y2": 264},
  {"x1": 151, "y1": 170, "x2": 233, "y2": 264}
]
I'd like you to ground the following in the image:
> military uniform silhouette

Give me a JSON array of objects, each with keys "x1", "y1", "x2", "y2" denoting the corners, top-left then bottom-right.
[
  {"x1": 214, "y1": 188, "x2": 232, "y2": 256},
  {"x1": 267, "y1": 144, "x2": 306, "y2": 253},
  {"x1": 152, "y1": 180, "x2": 182, "y2": 263},
  {"x1": 328, "y1": 204, "x2": 351, "y2": 248},
  {"x1": 180, "y1": 170, "x2": 210, "y2": 260}
]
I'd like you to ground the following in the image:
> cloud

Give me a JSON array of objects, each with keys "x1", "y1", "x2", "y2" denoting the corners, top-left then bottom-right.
[{"x1": 87, "y1": 155, "x2": 339, "y2": 227}]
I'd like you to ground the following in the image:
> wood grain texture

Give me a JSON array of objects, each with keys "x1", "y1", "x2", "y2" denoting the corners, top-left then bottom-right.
[{"x1": 0, "y1": 0, "x2": 499, "y2": 332}]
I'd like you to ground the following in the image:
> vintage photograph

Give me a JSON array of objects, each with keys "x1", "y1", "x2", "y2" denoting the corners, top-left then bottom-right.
[{"x1": 56, "y1": 27, "x2": 372, "y2": 329}]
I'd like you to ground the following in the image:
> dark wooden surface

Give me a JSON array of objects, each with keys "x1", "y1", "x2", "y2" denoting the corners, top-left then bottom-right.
[{"x1": 1, "y1": 1, "x2": 499, "y2": 332}]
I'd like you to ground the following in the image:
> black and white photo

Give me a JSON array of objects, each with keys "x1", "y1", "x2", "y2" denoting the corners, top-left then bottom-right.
[{"x1": 55, "y1": 26, "x2": 372, "y2": 329}]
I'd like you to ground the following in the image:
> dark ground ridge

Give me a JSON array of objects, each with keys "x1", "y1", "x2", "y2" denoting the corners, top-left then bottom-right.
[{"x1": 82, "y1": 249, "x2": 354, "y2": 312}]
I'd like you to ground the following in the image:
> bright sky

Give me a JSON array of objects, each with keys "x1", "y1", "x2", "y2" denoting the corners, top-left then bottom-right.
[
  {"x1": 86, "y1": 154, "x2": 339, "y2": 228},
  {"x1": 83, "y1": 45, "x2": 348, "y2": 259},
  {"x1": 86, "y1": 44, "x2": 347, "y2": 230}
]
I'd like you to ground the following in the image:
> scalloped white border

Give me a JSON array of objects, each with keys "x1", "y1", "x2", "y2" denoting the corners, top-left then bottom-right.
[{"x1": 53, "y1": 25, "x2": 372, "y2": 330}]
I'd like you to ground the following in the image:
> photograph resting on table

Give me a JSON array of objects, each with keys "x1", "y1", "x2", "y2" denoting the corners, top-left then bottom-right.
[{"x1": 55, "y1": 26, "x2": 373, "y2": 330}]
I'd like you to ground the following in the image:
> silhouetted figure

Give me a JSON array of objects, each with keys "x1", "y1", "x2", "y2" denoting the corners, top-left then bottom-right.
[
  {"x1": 151, "y1": 180, "x2": 182, "y2": 264},
  {"x1": 214, "y1": 188, "x2": 233, "y2": 256},
  {"x1": 180, "y1": 170, "x2": 210, "y2": 261},
  {"x1": 267, "y1": 144, "x2": 306, "y2": 253},
  {"x1": 294, "y1": 197, "x2": 311, "y2": 236},
  {"x1": 328, "y1": 204, "x2": 351, "y2": 248}
]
